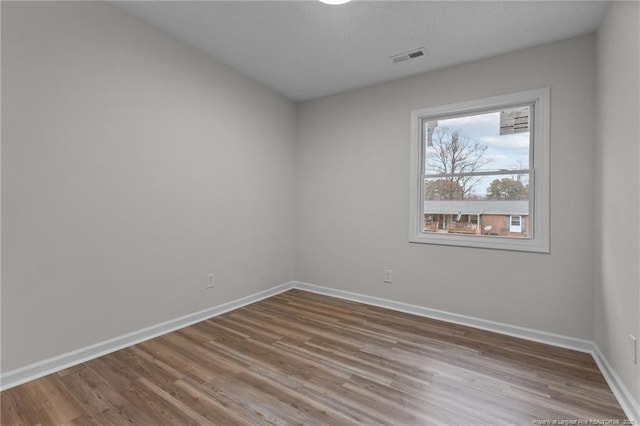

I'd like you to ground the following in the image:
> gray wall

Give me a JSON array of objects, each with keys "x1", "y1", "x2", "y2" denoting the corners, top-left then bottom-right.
[
  {"x1": 595, "y1": 1, "x2": 640, "y2": 403},
  {"x1": 1, "y1": 2, "x2": 296, "y2": 372},
  {"x1": 296, "y1": 35, "x2": 598, "y2": 339}
]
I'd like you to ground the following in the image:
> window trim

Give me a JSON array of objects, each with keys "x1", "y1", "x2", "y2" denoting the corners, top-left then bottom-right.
[
  {"x1": 509, "y1": 215, "x2": 522, "y2": 233},
  {"x1": 408, "y1": 88, "x2": 550, "y2": 253}
]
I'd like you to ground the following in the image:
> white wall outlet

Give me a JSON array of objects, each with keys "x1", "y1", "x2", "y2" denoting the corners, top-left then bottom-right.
[
  {"x1": 206, "y1": 273, "x2": 215, "y2": 289},
  {"x1": 629, "y1": 334, "x2": 637, "y2": 364},
  {"x1": 383, "y1": 269, "x2": 392, "y2": 283}
]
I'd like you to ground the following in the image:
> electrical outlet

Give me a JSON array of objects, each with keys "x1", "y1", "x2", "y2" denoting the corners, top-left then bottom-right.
[
  {"x1": 629, "y1": 334, "x2": 637, "y2": 364},
  {"x1": 206, "y1": 273, "x2": 215, "y2": 289},
  {"x1": 383, "y1": 269, "x2": 392, "y2": 283}
]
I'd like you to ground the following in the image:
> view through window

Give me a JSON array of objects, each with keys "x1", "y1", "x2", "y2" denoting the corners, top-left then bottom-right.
[{"x1": 422, "y1": 106, "x2": 532, "y2": 239}]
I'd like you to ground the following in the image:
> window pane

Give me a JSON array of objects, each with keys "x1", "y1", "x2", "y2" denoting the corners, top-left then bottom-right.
[
  {"x1": 424, "y1": 107, "x2": 531, "y2": 175},
  {"x1": 423, "y1": 175, "x2": 531, "y2": 238}
]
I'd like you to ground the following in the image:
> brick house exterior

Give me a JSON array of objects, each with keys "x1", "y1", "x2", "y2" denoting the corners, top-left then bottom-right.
[{"x1": 423, "y1": 200, "x2": 530, "y2": 238}]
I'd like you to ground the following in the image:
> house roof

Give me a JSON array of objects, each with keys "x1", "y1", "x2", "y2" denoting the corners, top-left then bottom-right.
[{"x1": 424, "y1": 200, "x2": 529, "y2": 216}]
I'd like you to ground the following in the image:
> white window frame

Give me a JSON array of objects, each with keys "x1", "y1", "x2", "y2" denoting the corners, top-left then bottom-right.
[
  {"x1": 408, "y1": 88, "x2": 550, "y2": 253},
  {"x1": 509, "y1": 215, "x2": 522, "y2": 233}
]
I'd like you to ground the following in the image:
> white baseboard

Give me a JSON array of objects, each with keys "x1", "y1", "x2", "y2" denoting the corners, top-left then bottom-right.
[
  {"x1": 292, "y1": 281, "x2": 639, "y2": 424},
  {"x1": 591, "y1": 343, "x2": 640, "y2": 424},
  {"x1": 2, "y1": 279, "x2": 637, "y2": 425},
  {"x1": 0, "y1": 282, "x2": 294, "y2": 391},
  {"x1": 292, "y1": 281, "x2": 594, "y2": 352}
]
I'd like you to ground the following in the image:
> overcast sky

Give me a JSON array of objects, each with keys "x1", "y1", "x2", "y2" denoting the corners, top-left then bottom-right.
[{"x1": 426, "y1": 108, "x2": 530, "y2": 197}]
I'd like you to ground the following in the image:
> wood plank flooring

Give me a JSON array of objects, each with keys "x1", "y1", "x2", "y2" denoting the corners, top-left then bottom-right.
[{"x1": 1, "y1": 289, "x2": 628, "y2": 425}]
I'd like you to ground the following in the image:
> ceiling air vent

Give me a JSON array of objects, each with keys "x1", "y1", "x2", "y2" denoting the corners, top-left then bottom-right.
[{"x1": 391, "y1": 47, "x2": 427, "y2": 64}]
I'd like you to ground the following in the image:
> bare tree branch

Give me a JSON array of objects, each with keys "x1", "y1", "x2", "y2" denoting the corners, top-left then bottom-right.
[{"x1": 426, "y1": 124, "x2": 491, "y2": 198}]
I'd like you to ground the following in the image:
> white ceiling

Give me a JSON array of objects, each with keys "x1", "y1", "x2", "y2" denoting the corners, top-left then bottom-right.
[{"x1": 116, "y1": 1, "x2": 609, "y2": 102}]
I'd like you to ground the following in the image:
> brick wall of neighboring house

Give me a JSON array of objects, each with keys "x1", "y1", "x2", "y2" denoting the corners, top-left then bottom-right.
[
  {"x1": 424, "y1": 212, "x2": 530, "y2": 237},
  {"x1": 480, "y1": 214, "x2": 529, "y2": 237}
]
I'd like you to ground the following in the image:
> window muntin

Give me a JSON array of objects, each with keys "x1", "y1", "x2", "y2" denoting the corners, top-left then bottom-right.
[{"x1": 409, "y1": 88, "x2": 550, "y2": 252}]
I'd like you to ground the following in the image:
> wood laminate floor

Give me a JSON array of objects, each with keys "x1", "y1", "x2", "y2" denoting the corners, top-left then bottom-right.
[{"x1": 1, "y1": 290, "x2": 628, "y2": 425}]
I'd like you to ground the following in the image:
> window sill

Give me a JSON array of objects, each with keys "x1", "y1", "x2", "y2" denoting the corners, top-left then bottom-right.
[{"x1": 409, "y1": 232, "x2": 549, "y2": 253}]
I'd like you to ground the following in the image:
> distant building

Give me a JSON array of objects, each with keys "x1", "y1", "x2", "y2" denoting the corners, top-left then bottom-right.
[{"x1": 424, "y1": 200, "x2": 529, "y2": 237}]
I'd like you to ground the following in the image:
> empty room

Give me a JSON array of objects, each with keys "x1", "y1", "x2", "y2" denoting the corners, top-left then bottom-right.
[{"x1": 1, "y1": 0, "x2": 639, "y2": 425}]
